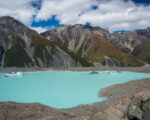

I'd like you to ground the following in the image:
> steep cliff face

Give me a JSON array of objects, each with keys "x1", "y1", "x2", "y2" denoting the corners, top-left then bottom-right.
[
  {"x1": 111, "y1": 32, "x2": 143, "y2": 55},
  {"x1": 1, "y1": 16, "x2": 150, "y2": 67},
  {"x1": 111, "y1": 28, "x2": 150, "y2": 65},
  {"x1": 41, "y1": 24, "x2": 143, "y2": 67},
  {"x1": 0, "y1": 16, "x2": 80, "y2": 67},
  {"x1": 137, "y1": 27, "x2": 150, "y2": 38},
  {"x1": 136, "y1": 27, "x2": 150, "y2": 64}
]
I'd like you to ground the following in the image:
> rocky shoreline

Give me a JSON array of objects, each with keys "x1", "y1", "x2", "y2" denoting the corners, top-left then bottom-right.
[
  {"x1": 1, "y1": 78, "x2": 150, "y2": 120},
  {"x1": 0, "y1": 67, "x2": 150, "y2": 120},
  {"x1": 57, "y1": 66, "x2": 150, "y2": 73},
  {"x1": 1, "y1": 66, "x2": 150, "y2": 73}
]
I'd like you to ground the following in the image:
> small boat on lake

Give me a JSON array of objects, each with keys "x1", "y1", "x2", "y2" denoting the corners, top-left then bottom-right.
[
  {"x1": 4, "y1": 72, "x2": 15, "y2": 77},
  {"x1": 90, "y1": 71, "x2": 99, "y2": 75},
  {"x1": 4, "y1": 72, "x2": 22, "y2": 77},
  {"x1": 4, "y1": 73, "x2": 13, "y2": 77},
  {"x1": 105, "y1": 71, "x2": 119, "y2": 74},
  {"x1": 15, "y1": 72, "x2": 22, "y2": 76}
]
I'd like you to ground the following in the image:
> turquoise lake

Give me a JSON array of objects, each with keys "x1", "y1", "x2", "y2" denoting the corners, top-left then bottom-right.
[{"x1": 0, "y1": 71, "x2": 150, "y2": 108}]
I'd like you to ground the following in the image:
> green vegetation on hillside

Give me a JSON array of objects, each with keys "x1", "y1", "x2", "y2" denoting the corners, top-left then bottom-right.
[
  {"x1": 84, "y1": 33, "x2": 144, "y2": 67},
  {"x1": 56, "y1": 40, "x2": 93, "y2": 67},
  {"x1": 137, "y1": 46, "x2": 150, "y2": 64},
  {"x1": 63, "y1": 48, "x2": 93, "y2": 67},
  {"x1": 11, "y1": 36, "x2": 26, "y2": 47},
  {"x1": 31, "y1": 35, "x2": 56, "y2": 67},
  {"x1": 4, "y1": 45, "x2": 33, "y2": 67},
  {"x1": 0, "y1": 55, "x2": 2, "y2": 66},
  {"x1": 0, "y1": 47, "x2": 3, "y2": 66}
]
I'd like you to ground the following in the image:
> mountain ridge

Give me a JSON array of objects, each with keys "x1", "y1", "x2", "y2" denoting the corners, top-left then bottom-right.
[
  {"x1": 0, "y1": 16, "x2": 81, "y2": 68},
  {"x1": 41, "y1": 24, "x2": 148, "y2": 67},
  {"x1": 1, "y1": 16, "x2": 150, "y2": 67}
]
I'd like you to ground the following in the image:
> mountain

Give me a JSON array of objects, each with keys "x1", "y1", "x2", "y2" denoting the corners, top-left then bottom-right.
[
  {"x1": 137, "y1": 27, "x2": 150, "y2": 38},
  {"x1": 0, "y1": 16, "x2": 80, "y2": 67},
  {"x1": 136, "y1": 27, "x2": 150, "y2": 64},
  {"x1": 1, "y1": 16, "x2": 150, "y2": 68},
  {"x1": 41, "y1": 24, "x2": 144, "y2": 67}
]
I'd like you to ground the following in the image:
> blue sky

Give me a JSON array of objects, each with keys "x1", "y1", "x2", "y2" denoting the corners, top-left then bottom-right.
[
  {"x1": 31, "y1": 1, "x2": 100, "y2": 29},
  {"x1": 31, "y1": 15, "x2": 62, "y2": 29},
  {"x1": 0, "y1": 0, "x2": 150, "y2": 32},
  {"x1": 132, "y1": 0, "x2": 150, "y2": 5}
]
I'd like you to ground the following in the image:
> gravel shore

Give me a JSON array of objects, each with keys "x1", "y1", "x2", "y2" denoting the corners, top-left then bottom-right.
[
  {"x1": 1, "y1": 78, "x2": 150, "y2": 120},
  {"x1": 1, "y1": 66, "x2": 150, "y2": 73},
  {"x1": 1, "y1": 67, "x2": 150, "y2": 120}
]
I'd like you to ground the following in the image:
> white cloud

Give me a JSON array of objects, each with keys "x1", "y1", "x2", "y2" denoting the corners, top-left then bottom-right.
[
  {"x1": 0, "y1": 0, "x2": 37, "y2": 25},
  {"x1": 36, "y1": 0, "x2": 150, "y2": 31},
  {"x1": 1, "y1": 0, "x2": 150, "y2": 31},
  {"x1": 36, "y1": 0, "x2": 96, "y2": 23},
  {"x1": 30, "y1": 26, "x2": 56, "y2": 33},
  {"x1": 30, "y1": 26, "x2": 48, "y2": 33}
]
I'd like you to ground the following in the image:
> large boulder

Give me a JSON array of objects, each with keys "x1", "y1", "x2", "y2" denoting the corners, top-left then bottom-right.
[{"x1": 127, "y1": 104, "x2": 143, "y2": 120}]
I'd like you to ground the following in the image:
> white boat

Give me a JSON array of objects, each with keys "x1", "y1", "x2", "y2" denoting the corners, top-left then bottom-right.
[
  {"x1": 110, "y1": 71, "x2": 117, "y2": 74},
  {"x1": 4, "y1": 72, "x2": 14, "y2": 77},
  {"x1": 15, "y1": 72, "x2": 22, "y2": 75},
  {"x1": 106, "y1": 71, "x2": 118, "y2": 75},
  {"x1": 4, "y1": 72, "x2": 22, "y2": 77},
  {"x1": 5, "y1": 74, "x2": 12, "y2": 77}
]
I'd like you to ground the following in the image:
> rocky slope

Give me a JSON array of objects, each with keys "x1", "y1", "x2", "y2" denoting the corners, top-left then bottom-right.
[
  {"x1": 136, "y1": 27, "x2": 150, "y2": 64},
  {"x1": 1, "y1": 78, "x2": 150, "y2": 120},
  {"x1": 0, "y1": 16, "x2": 80, "y2": 67},
  {"x1": 1, "y1": 16, "x2": 150, "y2": 68},
  {"x1": 137, "y1": 27, "x2": 150, "y2": 38},
  {"x1": 41, "y1": 24, "x2": 147, "y2": 67}
]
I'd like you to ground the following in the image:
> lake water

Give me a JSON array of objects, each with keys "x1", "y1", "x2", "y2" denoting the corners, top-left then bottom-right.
[{"x1": 0, "y1": 71, "x2": 150, "y2": 108}]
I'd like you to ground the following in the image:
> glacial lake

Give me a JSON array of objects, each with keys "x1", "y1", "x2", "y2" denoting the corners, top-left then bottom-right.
[{"x1": 0, "y1": 71, "x2": 150, "y2": 108}]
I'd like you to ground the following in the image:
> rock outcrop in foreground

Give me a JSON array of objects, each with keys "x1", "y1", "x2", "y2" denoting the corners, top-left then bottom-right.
[{"x1": 1, "y1": 78, "x2": 150, "y2": 120}]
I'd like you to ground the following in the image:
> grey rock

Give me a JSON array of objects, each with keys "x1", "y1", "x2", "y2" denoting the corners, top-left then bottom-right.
[
  {"x1": 127, "y1": 104, "x2": 143, "y2": 120},
  {"x1": 1, "y1": 16, "x2": 150, "y2": 67},
  {"x1": 137, "y1": 27, "x2": 150, "y2": 38},
  {"x1": 0, "y1": 16, "x2": 81, "y2": 68},
  {"x1": 41, "y1": 24, "x2": 144, "y2": 67}
]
